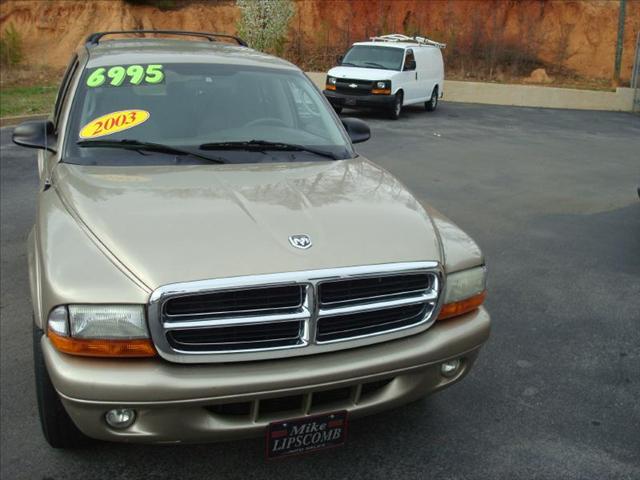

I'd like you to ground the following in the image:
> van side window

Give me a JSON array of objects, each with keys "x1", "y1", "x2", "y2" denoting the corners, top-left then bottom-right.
[
  {"x1": 53, "y1": 55, "x2": 79, "y2": 130},
  {"x1": 403, "y1": 50, "x2": 416, "y2": 71}
]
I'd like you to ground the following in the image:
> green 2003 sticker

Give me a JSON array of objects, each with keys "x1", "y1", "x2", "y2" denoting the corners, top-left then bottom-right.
[{"x1": 86, "y1": 64, "x2": 164, "y2": 88}]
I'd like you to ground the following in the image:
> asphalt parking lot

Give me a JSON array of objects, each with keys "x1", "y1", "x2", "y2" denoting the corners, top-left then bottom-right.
[{"x1": 1, "y1": 102, "x2": 639, "y2": 479}]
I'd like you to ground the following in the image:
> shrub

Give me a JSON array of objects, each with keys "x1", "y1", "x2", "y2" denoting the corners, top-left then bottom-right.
[
  {"x1": 0, "y1": 23, "x2": 23, "y2": 67},
  {"x1": 236, "y1": 0, "x2": 295, "y2": 55}
]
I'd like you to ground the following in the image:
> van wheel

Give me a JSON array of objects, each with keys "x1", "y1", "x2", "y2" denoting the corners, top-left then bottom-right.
[
  {"x1": 389, "y1": 92, "x2": 403, "y2": 120},
  {"x1": 33, "y1": 324, "x2": 91, "y2": 449},
  {"x1": 426, "y1": 87, "x2": 438, "y2": 112},
  {"x1": 333, "y1": 105, "x2": 343, "y2": 114}
]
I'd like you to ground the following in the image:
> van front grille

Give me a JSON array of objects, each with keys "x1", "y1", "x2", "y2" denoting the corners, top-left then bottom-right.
[
  {"x1": 148, "y1": 262, "x2": 442, "y2": 363},
  {"x1": 335, "y1": 78, "x2": 374, "y2": 95}
]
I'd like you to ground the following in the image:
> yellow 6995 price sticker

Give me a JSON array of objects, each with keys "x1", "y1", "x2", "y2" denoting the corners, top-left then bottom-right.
[
  {"x1": 79, "y1": 110, "x2": 150, "y2": 139},
  {"x1": 86, "y1": 64, "x2": 164, "y2": 88}
]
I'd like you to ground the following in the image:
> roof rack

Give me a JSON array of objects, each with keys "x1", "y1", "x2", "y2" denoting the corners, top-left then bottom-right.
[
  {"x1": 85, "y1": 30, "x2": 248, "y2": 47},
  {"x1": 369, "y1": 34, "x2": 446, "y2": 49}
]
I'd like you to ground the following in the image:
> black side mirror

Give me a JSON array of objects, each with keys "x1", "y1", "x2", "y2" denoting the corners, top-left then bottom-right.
[
  {"x1": 337, "y1": 55, "x2": 344, "y2": 65},
  {"x1": 403, "y1": 59, "x2": 416, "y2": 71},
  {"x1": 341, "y1": 117, "x2": 370, "y2": 144},
  {"x1": 12, "y1": 120, "x2": 57, "y2": 152}
]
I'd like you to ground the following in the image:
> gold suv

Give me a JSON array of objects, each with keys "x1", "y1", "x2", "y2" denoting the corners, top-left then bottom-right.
[{"x1": 13, "y1": 31, "x2": 490, "y2": 454}]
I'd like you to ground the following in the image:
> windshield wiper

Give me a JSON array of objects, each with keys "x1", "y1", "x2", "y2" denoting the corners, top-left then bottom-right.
[
  {"x1": 77, "y1": 139, "x2": 226, "y2": 164},
  {"x1": 199, "y1": 140, "x2": 338, "y2": 160},
  {"x1": 363, "y1": 61, "x2": 387, "y2": 69}
]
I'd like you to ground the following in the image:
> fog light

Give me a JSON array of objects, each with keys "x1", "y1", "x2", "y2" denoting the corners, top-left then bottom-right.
[
  {"x1": 440, "y1": 359, "x2": 462, "y2": 378},
  {"x1": 105, "y1": 408, "x2": 136, "y2": 429}
]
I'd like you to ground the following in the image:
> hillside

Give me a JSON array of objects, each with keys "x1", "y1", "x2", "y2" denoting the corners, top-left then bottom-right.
[{"x1": 1, "y1": 0, "x2": 639, "y2": 87}]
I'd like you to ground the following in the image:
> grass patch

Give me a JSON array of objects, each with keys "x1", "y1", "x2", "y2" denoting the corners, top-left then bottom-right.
[{"x1": 0, "y1": 85, "x2": 56, "y2": 117}]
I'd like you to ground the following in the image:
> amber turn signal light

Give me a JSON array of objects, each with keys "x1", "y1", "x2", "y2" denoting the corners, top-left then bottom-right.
[
  {"x1": 325, "y1": 84, "x2": 336, "y2": 91},
  {"x1": 371, "y1": 88, "x2": 391, "y2": 95},
  {"x1": 48, "y1": 330, "x2": 157, "y2": 357},
  {"x1": 437, "y1": 291, "x2": 486, "y2": 321}
]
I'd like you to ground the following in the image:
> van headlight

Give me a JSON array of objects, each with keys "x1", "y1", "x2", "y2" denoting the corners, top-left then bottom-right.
[
  {"x1": 372, "y1": 80, "x2": 391, "y2": 94},
  {"x1": 46, "y1": 305, "x2": 156, "y2": 357},
  {"x1": 438, "y1": 266, "x2": 487, "y2": 320}
]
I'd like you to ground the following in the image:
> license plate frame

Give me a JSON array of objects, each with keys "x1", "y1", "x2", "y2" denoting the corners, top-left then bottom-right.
[
  {"x1": 345, "y1": 98, "x2": 357, "y2": 106},
  {"x1": 266, "y1": 410, "x2": 348, "y2": 459}
]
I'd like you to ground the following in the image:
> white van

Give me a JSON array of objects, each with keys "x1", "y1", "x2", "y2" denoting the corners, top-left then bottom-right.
[{"x1": 324, "y1": 34, "x2": 445, "y2": 119}]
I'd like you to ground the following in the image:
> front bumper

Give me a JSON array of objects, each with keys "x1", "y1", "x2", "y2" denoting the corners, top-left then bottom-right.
[
  {"x1": 324, "y1": 90, "x2": 396, "y2": 109},
  {"x1": 44, "y1": 307, "x2": 490, "y2": 444}
]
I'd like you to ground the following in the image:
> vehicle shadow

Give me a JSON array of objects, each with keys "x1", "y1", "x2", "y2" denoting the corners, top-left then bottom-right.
[{"x1": 339, "y1": 104, "x2": 440, "y2": 122}]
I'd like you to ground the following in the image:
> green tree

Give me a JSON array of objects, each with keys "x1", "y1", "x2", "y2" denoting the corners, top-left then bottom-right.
[{"x1": 236, "y1": 0, "x2": 295, "y2": 55}]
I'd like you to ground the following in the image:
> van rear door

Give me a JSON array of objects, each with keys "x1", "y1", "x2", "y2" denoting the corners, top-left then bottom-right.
[{"x1": 420, "y1": 48, "x2": 443, "y2": 99}]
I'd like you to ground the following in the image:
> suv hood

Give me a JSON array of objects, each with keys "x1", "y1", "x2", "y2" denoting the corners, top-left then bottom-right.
[
  {"x1": 54, "y1": 159, "x2": 442, "y2": 289},
  {"x1": 328, "y1": 66, "x2": 396, "y2": 81}
]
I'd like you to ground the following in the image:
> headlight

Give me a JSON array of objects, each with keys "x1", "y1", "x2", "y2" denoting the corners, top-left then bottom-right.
[
  {"x1": 69, "y1": 305, "x2": 147, "y2": 339},
  {"x1": 438, "y1": 266, "x2": 486, "y2": 320},
  {"x1": 328, "y1": 76, "x2": 337, "y2": 85},
  {"x1": 46, "y1": 305, "x2": 156, "y2": 357},
  {"x1": 372, "y1": 80, "x2": 391, "y2": 94}
]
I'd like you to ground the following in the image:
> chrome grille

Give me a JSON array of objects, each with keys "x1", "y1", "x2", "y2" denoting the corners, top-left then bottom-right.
[
  {"x1": 167, "y1": 320, "x2": 304, "y2": 351},
  {"x1": 159, "y1": 284, "x2": 310, "y2": 355},
  {"x1": 316, "y1": 272, "x2": 437, "y2": 344},
  {"x1": 164, "y1": 285, "x2": 304, "y2": 317},
  {"x1": 148, "y1": 262, "x2": 442, "y2": 363},
  {"x1": 316, "y1": 303, "x2": 427, "y2": 342},
  {"x1": 318, "y1": 273, "x2": 432, "y2": 306}
]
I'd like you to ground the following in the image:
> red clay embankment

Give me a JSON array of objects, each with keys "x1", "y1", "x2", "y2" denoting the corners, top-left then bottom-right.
[{"x1": 1, "y1": 0, "x2": 639, "y2": 84}]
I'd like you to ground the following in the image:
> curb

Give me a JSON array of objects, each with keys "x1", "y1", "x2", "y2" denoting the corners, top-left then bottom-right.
[
  {"x1": 0, "y1": 113, "x2": 49, "y2": 128},
  {"x1": 306, "y1": 72, "x2": 635, "y2": 112}
]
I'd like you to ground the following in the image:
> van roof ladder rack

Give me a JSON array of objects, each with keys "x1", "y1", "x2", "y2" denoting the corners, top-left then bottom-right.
[
  {"x1": 85, "y1": 30, "x2": 248, "y2": 47},
  {"x1": 369, "y1": 34, "x2": 446, "y2": 49}
]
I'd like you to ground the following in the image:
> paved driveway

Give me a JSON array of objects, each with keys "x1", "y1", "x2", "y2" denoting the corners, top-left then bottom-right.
[{"x1": 1, "y1": 103, "x2": 639, "y2": 479}]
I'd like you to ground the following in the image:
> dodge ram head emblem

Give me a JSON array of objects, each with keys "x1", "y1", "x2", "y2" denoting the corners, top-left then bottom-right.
[{"x1": 289, "y1": 234, "x2": 312, "y2": 250}]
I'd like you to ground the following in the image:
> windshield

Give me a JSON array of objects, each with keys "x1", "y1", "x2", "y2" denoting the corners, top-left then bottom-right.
[
  {"x1": 64, "y1": 63, "x2": 353, "y2": 165},
  {"x1": 341, "y1": 46, "x2": 404, "y2": 71}
]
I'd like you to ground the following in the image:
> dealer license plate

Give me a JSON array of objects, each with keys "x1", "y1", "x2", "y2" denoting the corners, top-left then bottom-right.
[{"x1": 266, "y1": 411, "x2": 348, "y2": 459}]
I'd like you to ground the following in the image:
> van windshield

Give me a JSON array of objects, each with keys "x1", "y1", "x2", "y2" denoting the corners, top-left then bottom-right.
[
  {"x1": 64, "y1": 63, "x2": 354, "y2": 165},
  {"x1": 341, "y1": 46, "x2": 405, "y2": 71}
]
